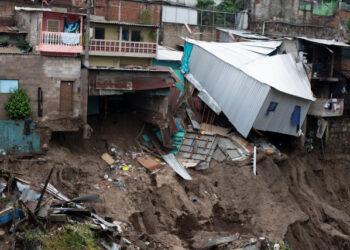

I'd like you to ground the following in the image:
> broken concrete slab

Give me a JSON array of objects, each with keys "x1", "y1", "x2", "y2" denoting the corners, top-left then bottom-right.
[{"x1": 162, "y1": 153, "x2": 192, "y2": 180}]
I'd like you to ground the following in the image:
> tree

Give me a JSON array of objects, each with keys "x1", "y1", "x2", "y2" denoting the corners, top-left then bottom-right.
[{"x1": 4, "y1": 88, "x2": 31, "y2": 120}]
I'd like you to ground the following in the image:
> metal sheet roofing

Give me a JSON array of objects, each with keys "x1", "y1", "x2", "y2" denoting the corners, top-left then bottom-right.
[
  {"x1": 186, "y1": 39, "x2": 313, "y2": 101},
  {"x1": 90, "y1": 18, "x2": 159, "y2": 28},
  {"x1": 298, "y1": 37, "x2": 350, "y2": 47},
  {"x1": 241, "y1": 54, "x2": 315, "y2": 101},
  {"x1": 156, "y1": 46, "x2": 183, "y2": 61},
  {"x1": 217, "y1": 28, "x2": 270, "y2": 40}
]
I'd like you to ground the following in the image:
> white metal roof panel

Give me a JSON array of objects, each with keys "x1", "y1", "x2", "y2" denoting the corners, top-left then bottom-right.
[
  {"x1": 241, "y1": 54, "x2": 315, "y2": 101},
  {"x1": 298, "y1": 37, "x2": 350, "y2": 47},
  {"x1": 217, "y1": 28, "x2": 270, "y2": 40},
  {"x1": 156, "y1": 46, "x2": 183, "y2": 61}
]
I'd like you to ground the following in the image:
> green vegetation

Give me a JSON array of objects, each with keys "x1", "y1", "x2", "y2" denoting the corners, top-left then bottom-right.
[
  {"x1": 139, "y1": 9, "x2": 152, "y2": 25},
  {"x1": 4, "y1": 88, "x2": 31, "y2": 120},
  {"x1": 39, "y1": 224, "x2": 101, "y2": 250},
  {"x1": 197, "y1": 0, "x2": 215, "y2": 9}
]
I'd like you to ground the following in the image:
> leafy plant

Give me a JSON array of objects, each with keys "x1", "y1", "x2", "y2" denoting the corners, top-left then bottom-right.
[
  {"x1": 4, "y1": 88, "x2": 31, "y2": 120},
  {"x1": 197, "y1": 0, "x2": 215, "y2": 9},
  {"x1": 139, "y1": 9, "x2": 152, "y2": 25},
  {"x1": 149, "y1": 30, "x2": 157, "y2": 41},
  {"x1": 40, "y1": 224, "x2": 101, "y2": 250}
]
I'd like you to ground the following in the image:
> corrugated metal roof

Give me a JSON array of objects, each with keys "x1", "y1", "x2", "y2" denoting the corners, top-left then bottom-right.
[
  {"x1": 90, "y1": 18, "x2": 159, "y2": 28},
  {"x1": 217, "y1": 28, "x2": 270, "y2": 40},
  {"x1": 241, "y1": 54, "x2": 315, "y2": 101},
  {"x1": 186, "y1": 39, "x2": 313, "y2": 101},
  {"x1": 298, "y1": 37, "x2": 350, "y2": 47},
  {"x1": 156, "y1": 46, "x2": 183, "y2": 61}
]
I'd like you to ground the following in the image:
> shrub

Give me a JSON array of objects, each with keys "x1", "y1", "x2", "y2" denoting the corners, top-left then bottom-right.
[{"x1": 4, "y1": 88, "x2": 31, "y2": 120}]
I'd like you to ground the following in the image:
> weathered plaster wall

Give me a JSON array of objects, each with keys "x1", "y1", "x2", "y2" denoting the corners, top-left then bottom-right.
[
  {"x1": 0, "y1": 54, "x2": 83, "y2": 131},
  {"x1": 161, "y1": 23, "x2": 217, "y2": 49}
]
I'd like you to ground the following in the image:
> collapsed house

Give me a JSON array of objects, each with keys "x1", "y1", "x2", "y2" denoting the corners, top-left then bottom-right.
[{"x1": 182, "y1": 39, "x2": 315, "y2": 137}]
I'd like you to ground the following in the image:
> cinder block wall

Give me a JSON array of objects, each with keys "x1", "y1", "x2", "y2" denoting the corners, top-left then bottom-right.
[{"x1": 0, "y1": 54, "x2": 82, "y2": 128}]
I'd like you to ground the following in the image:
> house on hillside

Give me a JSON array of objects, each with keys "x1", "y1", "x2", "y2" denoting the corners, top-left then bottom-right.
[{"x1": 182, "y1": 39, "x2": 315, "y2": 138}]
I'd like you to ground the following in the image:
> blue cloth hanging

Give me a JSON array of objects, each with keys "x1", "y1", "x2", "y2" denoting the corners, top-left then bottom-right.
[
  {"x1": 180, "y1": 43, "x2": 193, "y2": 74},
  {"x1": 291, "y1": 106, "x2": 301, "y2": 126},
  {"x1": 64, "y1": 19, "x2": 80, "y2": 33}
]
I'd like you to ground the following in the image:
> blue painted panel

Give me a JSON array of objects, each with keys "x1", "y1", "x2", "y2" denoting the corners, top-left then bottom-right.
[{"x1": 0, "y1": 120, "x2": 41, "y2": 153}]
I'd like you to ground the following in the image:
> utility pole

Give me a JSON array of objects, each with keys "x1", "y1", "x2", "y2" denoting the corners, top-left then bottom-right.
[{"x1": 84, "y1": 0, "x2": 91, "y2": 67}]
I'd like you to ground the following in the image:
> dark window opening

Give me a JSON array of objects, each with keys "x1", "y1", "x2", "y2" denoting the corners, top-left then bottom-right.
[
  {"x1": 266, "y1": 102, "x2": 278, "y2": 115},
  {"x1": 95, "y1": 27, "x2": 105, "y2": 39},
  {"x1": 122, "y1": 29, "x2": 129, "y2": 41},
  {"x1": 131, "y1": 30, "x2": 141, "y2": 42}
]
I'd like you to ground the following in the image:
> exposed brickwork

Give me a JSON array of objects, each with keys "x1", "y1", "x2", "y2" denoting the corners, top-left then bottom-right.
[
  {"x1": 95, "y1": 0, "x2": 160, "y2": 25},
  {"x1": 0, "y1": 54, "x2": 83, "y2": 131}
]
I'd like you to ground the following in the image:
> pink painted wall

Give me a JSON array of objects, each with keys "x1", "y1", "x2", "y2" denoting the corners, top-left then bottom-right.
[{"x1": 42, "y1": 12, "x2": 81, "y2": 32}]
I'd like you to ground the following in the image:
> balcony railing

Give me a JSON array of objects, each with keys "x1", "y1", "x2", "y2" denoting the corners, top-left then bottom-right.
[
  {"x1": 88, "y1": 39, "x2": 157, "y2": 57},
  {"x1": 308, "y1": 98, "x2": 344, "y2": 117},
  {"x1": 38, "y1": 31, "x2": 83, "y2": 54}
]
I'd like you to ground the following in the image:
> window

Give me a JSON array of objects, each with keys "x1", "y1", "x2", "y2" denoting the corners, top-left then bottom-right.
[
  {"x1": 95, "y1": 27, "x2": 105, "y2": 39},
  {"x1": 0, "y1": 80, "x2": 18, "y2": 93},
  {"x1": 131, "y1": 30, "x2": 141, "y2": 42},
  {"x1": 47, "y1": 20, "x2": 60, "y2": 32},
  {"x1": 122, "y1": 29, "x2": 129, "y2": 41},
  {"x1": 266, "y1": 102, "x2": 278, "y2": 115}
]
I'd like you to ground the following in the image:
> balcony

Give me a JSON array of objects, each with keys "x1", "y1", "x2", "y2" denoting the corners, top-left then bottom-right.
[
  {"x1": 38, "y1": 31, "x2": 83, "y2": 54},
  {"x1": 308, "y1": 98, "x2": 344, "y2": 117},
  {"x1": 88, "y1": 39, "x2": 157, "y2": 58}
]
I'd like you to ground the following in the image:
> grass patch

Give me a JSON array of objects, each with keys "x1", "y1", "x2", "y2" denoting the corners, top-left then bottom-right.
[{"x1": 39, "y1": 224, "x2": 101, "y2": 250}]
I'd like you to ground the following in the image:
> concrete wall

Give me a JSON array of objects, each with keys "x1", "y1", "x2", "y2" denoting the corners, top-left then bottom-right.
[
  {"x1": 0, "y1": 54, "x2": 83, "y2": 131},
  {"x1": 161, "y1": 23, "x2": 217, "y2": 49},
  {"x1": 95, "y1": 0, "x2": 161, "y2": 26},
  {"x1": 91, "y1": 23, "x2": 157, "y2": 42},
  {"x1": 247, "y1": 0, "x2": 346, "y2": 40},
  {"x1": 326, "y1": 116, "x2": 350, "y2": 154},
  {"x1": 15, "y1": 11, "x2": 42, "y2": 53}
]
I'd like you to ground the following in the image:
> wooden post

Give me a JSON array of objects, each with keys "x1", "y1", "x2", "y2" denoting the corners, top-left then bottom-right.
[{"x1": 253, "y1": 146, "x2": 256, "y2": 176}]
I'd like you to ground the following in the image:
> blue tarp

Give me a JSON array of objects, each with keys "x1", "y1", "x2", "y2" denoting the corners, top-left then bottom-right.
[
  {"x1": 180, "y1": 43, "x2": 193, "y2": 74},
  {"x1": 64, "y1": 19, "x2": 80, "y2": 33},
  {"x1": 291, "y1": 106, "x2": 301, "y2": 126}
]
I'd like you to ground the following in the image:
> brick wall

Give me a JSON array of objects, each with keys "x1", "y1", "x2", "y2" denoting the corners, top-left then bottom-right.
[
  {"x1": 161, "y1": 23, "x2": 216, "y2": 49},
  {"x1": 95, "y1": 0, "x2": 160, "y2": 25},
  {"x1": 0, "y1": 54, "x2": 83, "y2": 131}
]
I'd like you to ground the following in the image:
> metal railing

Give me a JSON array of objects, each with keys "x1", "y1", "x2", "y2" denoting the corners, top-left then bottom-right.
[
  {"x1": 40, "y1": 31, "x2": 82, "y2": 46},
  {"x1": 89, "y1": 39, "x2": 157, "y2": 55}
]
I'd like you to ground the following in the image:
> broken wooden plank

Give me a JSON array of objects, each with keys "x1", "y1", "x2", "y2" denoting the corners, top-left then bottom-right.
[
  {"x1": 101, "y1": 153, "x2": 115, "y2": 165},
  {"x1": 200, "y1": 123, "x2": 230, "y2": 136},
  {"x1": 162, "y1": 154, "x2": 192, "y2": 180},
  {"x1": 137, "y1": 157, "x2": 162, "y2": 171},
  {"x1": 186, "y1": 107, "x2": 201, "y2": 130},
  {"x1": 35, "y1": 167, "x2": 54, "y2": 213}
]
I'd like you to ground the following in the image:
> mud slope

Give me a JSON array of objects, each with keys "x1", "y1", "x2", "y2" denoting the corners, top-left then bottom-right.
[{"x1": 5, "y1": 144, "x2": 350, "y2": 249}]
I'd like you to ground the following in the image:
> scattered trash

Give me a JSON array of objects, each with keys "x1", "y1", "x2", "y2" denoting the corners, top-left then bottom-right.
[{"x1": 191, "y1": 198, "x2": 197, "y2": 202}]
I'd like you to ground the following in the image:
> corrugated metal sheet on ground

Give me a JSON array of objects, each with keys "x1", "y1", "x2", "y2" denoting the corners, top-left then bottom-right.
[
  {"x1": 0, "y1": 120, "x2": 40, "y2": 153},
  {"x1": 213, "y1": 138, "x2": 246, "y2": 161}
]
